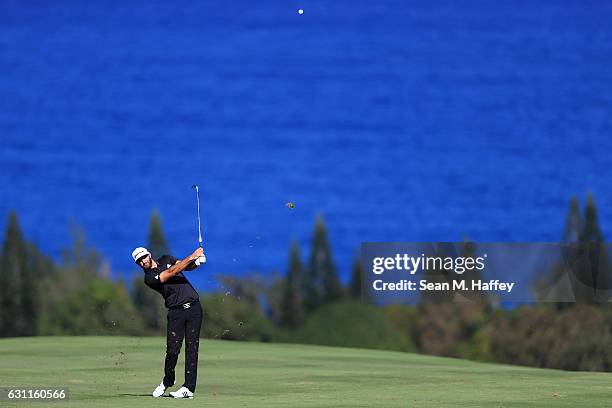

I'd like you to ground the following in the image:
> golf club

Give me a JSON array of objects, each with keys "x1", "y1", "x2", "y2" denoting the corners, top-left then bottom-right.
[{"x1": 192, "y1": 184, "x2": 206, "y2": 265}]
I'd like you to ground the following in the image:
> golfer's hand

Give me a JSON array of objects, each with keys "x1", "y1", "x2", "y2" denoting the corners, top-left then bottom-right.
[
  {"x1": 195, "y1": 252, "x2": 206, "y2": 266},
  {"x1": 191, "y1": 247, "x2": 204, "y2": 261}
]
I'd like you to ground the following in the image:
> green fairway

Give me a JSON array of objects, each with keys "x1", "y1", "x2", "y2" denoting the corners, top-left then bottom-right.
[{"x1": 0, "y1": 337, "x2": 610, "y2": 407}]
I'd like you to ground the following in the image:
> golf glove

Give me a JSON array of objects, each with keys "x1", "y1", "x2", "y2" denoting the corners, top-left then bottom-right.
[{"x1": 195, "y1": 254, "x2": 206, "y2": 266}]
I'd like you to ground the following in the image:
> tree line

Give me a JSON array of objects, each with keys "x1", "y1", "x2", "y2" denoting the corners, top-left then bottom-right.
[
  {"x1": 0, "y1": 209, "x2": 366, "y2": 338},
  {"x1": 1, "y1": 195, "x2": 611, "y2": 372}
]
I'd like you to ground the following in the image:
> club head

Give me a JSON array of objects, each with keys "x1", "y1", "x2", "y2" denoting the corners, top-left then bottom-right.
[{"x1": 192, "y1": 184, "x2": 199, "y2": 192}]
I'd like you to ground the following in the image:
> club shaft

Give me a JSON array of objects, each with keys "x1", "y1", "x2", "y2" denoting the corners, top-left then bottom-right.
[{"x1": 194, "y1": 186, "x2": 203, "y2": 247}]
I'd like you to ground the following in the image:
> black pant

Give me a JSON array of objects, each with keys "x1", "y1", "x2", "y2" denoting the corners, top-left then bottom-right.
[{"x1": 163, "y1": 303, "x2": 203, "y2": 392}]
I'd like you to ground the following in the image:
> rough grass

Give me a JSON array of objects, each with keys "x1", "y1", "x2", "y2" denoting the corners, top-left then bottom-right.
[{"x1": 0, "y1": 336, "x2": 611, "y2": 407}]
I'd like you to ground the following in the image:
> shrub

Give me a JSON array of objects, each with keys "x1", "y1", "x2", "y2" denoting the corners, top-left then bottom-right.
[{"x1": 291, "y1": 302, "x2": 413, "y2": 352}]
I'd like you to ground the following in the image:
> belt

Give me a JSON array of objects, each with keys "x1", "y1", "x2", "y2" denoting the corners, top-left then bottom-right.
[{"x1": 169, "y1": 300, "x2": 200, "y2": 310}]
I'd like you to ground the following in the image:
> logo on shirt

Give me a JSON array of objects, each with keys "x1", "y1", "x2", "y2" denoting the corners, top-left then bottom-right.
[
  {"x1": 167, "y1": 264, "x2": 171, "y2": 268},
  {"x1": 155, "y1": 274, "x2": 159, "y2": 280}
]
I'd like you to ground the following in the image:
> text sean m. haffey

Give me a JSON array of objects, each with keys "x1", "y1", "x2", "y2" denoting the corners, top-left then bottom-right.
[{"x1": 372, "y1": 279, "x2": 515, "y2": 293}]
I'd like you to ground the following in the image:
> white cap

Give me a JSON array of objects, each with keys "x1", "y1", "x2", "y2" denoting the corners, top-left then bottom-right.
[{"x1": 132, "y1": 247, "x2": 151, "y2": 263}]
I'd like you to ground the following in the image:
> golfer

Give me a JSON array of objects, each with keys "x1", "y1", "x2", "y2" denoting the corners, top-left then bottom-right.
[{"x1": 132, "y1": 246, "x2": 205, "y2": 399}]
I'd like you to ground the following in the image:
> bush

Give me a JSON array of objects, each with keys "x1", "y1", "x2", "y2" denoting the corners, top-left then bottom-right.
[
  {"x1": 382, "y1": 304, "x2": 418, "y2": 352},
  {"x1": 291, "y1": 302, "x2": 413, "y2": 352},
  {"x1": 414, "y1": 303, "x2": 487, "y2": 358},
  {"x1": 201, "y1": 293, "x2": 277, "y2": 342},
  {"x1": 38, "y1": 273, "x2": 146, "y2": 336},
  {"x1": 488, "y1": 304, "x2": 612, "y2": 371}
]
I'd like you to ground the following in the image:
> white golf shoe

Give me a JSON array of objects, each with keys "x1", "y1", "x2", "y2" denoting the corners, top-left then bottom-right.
[
  {"x1": 170, "y1": 386, "x2": 194, "y2": 399},
  {"x1": 152, "y1": 381, "x2": 173, "y2": 397}
]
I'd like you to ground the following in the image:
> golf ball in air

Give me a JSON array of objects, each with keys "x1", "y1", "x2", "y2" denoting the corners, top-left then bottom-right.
[{"x1": 298, "y1": 9, "x2": 304, "y2": 14}]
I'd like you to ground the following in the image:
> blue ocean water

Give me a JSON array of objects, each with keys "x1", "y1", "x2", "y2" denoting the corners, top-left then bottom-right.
[{"x1": 1, "y1": 1, "x2": 612, "y2": 289}]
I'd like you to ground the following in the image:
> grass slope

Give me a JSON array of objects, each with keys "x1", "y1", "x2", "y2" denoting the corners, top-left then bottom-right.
[{"x1": 0, "y1": 336, "x2": 610, "y2": 407}]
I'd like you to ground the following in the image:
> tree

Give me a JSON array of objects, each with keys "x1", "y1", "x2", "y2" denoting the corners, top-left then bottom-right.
[
  {"x1": 279, "y1": 242, "x2": 305, "y2": 329},
  {"x1": 580, "y1": 195, "x2": 604, "y2": 243},
  {"x1": 147, "y1": 210, "x2": 170, "y2": 259},
  {"x1": 219, "y1": 275, "x2": 266, "y2": 305},
  {"x1": 304, "y1": 216, "x2": 342, "y2": 311},
  {"x1": 27, "y1": 241, "x2": 55, "y2": 332},
  {"x1": 131, "y1": 274, "x2": 165, "y2": 333},
  {"x1": 572, "y1": 195, "x2": 611, "y2": 303},
  {"x1": 265, "y1": 275, "x2": 285, "y2": 326},
  {"x1": 536, "y1": 195, "x2": 612, "y2": 304},
  {"x1": 129, "y1": 211, "x2": 170, "y2": 332},
  {"x1": 415, "y1": 242, "x2": 488, "y2": 356},
  {"x1": 348, "y1": 253, "x2": 368, "y2": 301},
  {"x1": 38, "y1": 227, "x2": 145, "y2": 335},
  {"x1": 60, "y1": 225, "x2": 102, "y2": 278},
  {"x1": 418, "y1": 243, "x2": 455, "y2": 304},
  {"x1": 562, "y1": 197, "x2": 582, "y2": 243},
  {"x1": 455, "y1": 240, "x2": 488, "y2": 304},
  {"x1": 536, "y1": 198, "x2": 584, "y2": 305},
  {"x1": 0, "y1": 212, "x2": 31, "y2": 336}
]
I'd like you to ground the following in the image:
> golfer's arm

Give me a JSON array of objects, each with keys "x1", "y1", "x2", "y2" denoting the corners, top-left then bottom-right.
[
  {"x1": 158, "y1": 256, "x2": 195, "y2": 283},
  {"x1": 177, "y1": 258, "x2": 198, "y2": 271}
]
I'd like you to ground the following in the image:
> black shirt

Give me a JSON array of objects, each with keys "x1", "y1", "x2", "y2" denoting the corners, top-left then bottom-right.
[{"x1": 144, "y1": 255, "x2": 199, "y2": 309}]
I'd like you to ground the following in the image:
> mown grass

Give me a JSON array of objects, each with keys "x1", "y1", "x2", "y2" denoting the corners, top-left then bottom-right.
[{"x1": 0, "y1": 336, "x2": 610, "y2": 407}]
